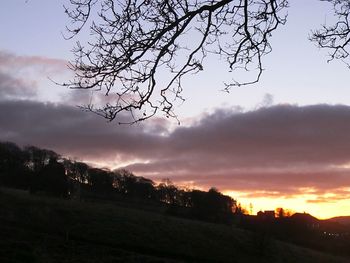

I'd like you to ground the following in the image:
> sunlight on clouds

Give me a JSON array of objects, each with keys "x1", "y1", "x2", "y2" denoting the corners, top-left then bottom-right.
[
  {"x1": 80, "y1": 158, "x2": 151, "y2": 171},
  {"x1": 337, "y1": 163, "x2": 350, "y2": 169}
]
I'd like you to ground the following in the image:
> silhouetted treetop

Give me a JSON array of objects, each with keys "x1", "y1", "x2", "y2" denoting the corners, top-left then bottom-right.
[
  {"x1": 24, "y1": 146, "x2": 59, "y2": 173},
  {"x1": 0, "y1": 140, "x2": 239, "y2": 223},
  {"x1": 64, "y1": 0, "x2": 288, "y2": 123},
  {"x1": 311, "y1": 0, "x2": 350, "y2": 67}
]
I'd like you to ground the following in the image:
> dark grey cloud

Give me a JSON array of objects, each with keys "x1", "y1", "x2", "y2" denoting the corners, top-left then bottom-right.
[
  {"x1": 0, "y1": 71, "x2": 37, "y2": 99},
  {"x1": 0, "y1": 100, "x2": 165, "y2": 162},
  {"x1": 1, "y1": 100, "x2": 350, "y2": 200}
]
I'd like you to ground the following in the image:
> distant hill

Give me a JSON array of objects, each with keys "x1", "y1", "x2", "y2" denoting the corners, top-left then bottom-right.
[
  {"x1": 327, "y1": 216, "x2": 350, "y2": 225},
  {"x1": 0, "y1": 187, "x2": 348, "y2": 263},
  {"x1": 290, "y1": 212, "x2": 319, "y2": 222}
]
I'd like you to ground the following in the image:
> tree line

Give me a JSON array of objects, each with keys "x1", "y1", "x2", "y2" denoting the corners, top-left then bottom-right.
[
  {"x1": 3, "y1": 141, "x2": 350, "y2": 257},
  {"x1": 0, "y1": 141, "x2": 237, "y2": 223}
]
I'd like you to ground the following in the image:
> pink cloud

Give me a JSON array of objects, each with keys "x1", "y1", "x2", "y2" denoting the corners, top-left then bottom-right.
[{"x1": 0, "y1": 50, "x2": 67, "y2": 74}]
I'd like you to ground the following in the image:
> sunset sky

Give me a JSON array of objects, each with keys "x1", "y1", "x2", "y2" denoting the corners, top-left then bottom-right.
[{"x1": 1, "y1": 0, "x2": 350, "y2": 219}]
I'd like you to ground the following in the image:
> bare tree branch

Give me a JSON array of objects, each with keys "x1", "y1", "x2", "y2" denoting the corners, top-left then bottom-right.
[
  {"x1": 63, "y1": 0, "x2": 288, "y2": 123},
  {"x1": 311, "y1": 0, "x2": 350, "y2": 67}
]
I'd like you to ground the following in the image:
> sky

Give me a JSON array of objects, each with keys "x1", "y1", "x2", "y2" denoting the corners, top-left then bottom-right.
[{"x1": 1, "y1": 0, "x2": 350, "y2": 219}]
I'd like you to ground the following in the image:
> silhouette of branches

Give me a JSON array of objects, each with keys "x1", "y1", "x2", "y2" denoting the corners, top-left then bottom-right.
[
  {"x1": 311, "y1": 0, "x2": 350, "y2": 66},
  {"x1": 63, "y1": 0, "x2": 288, "y2": 123}
]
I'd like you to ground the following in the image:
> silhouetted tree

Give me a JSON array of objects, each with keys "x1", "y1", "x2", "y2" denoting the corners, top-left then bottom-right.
[
  {"x1": 174, "y1": 188, "x2": 193, "y2": 208},
  {"x1": 113, "y1": 169, "x2": 156, "y2": 199},
  {"x1": 62, "y1": 158, "x2": 75, "y2": 177},
  {"x1": 0, "y1": 140, "x2": 242, "y2": 224},
  {"x1": 275, "y1": 207, "x2": 293, "y2": 219},
  {"x1": 63, "y1": 159, "x2": 89, "y2": 183},
  {"x1": 0, "y1": 141, "x2": 29, "y2": 189},
  {"x1": 114, "y1": 169, "x2": 137, "y2": 195},
  {"x1": 234, "y1": 202, "x2": 248, "y2": 215},
  {"x1": 25, "y1": 146, "x2": 59, "y2": 193},
  {"x1": 24, "y1": 146, "x2": 59, "y2": 174},
  {"x1": 133, "y1": 176, "x2": 156, "y2": 199},
  {"x1": 87, "y1": 168, "x2": 113, "y2": 193},
  {"x1": 62, "y1": 159, "x2": 91, "y2": 198},
  {"x1": 277, "y1": 207, "x2": 284, "y2": 218},
  {"x1": 63, "y1": 0, "x2": 288, "y2": 123},
  {"x1": 74, "y1": 161, "x2": 90, "y2": 193},
  {"x1": 40, "y1": 157, "x2": 68, "y2": 197},
  {"x1": 311, "y1": 0, "x2": 350, "y2": 68},
  {"x1": 189, "y1": 187, "x2": 235, "y2": 223},
  {"x1": 157, "y1": 179, "x2": 179, "y2": 205}
]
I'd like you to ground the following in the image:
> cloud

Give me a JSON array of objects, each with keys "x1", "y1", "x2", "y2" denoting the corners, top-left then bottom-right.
[
  {"x1": 0, "y1": 50, "x2": 70, "y2": 102},
  {"x1": 0, "y1": 71, "x2": 37, "y2": 99},
  {"x1": 0, "y1": 100, "x2": 167, "y2": 162},
  {"x1": 306, "y1": 189, "x2": 350, "y2": 203},
  {"x1": 0, "y1": 51, "x2": 143, "y2": 107},
  {"x1": 0, "y1": 50, "x2": 67, "y2": 75},
  {"x1": 1, "y1": 100, "x2": 350, "y2": 201}
]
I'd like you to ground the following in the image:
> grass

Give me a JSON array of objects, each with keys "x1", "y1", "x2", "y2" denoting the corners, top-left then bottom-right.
[{"x1": 0, "y1": 187, "x2": 348, "y2": 263}]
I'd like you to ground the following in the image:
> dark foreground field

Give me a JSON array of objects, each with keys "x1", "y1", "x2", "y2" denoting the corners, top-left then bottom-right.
[{"x1": 0, "y1": 188, "x2": 347, "y2": 263}]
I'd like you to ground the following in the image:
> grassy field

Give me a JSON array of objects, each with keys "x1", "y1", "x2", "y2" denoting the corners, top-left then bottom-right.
[{"x1": 0, "y1": 187, "x2": 347, "y2": 263}]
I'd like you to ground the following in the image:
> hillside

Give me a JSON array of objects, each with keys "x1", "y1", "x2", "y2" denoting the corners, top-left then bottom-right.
[
  {"x1": 0, "y1": 187, "x2": 348, "y2": 263},
  {"x1": 327, "y1": 216, "x2": 350, "y2": 226}
]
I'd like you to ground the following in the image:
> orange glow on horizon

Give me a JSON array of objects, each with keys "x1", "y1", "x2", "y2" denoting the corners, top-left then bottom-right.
[
  {"x1": 224, "y1": 190, "x2": 350, "y2": 219},
  {"x1": 75, "y1": 159, "x2": 350, "y2": 220}
]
